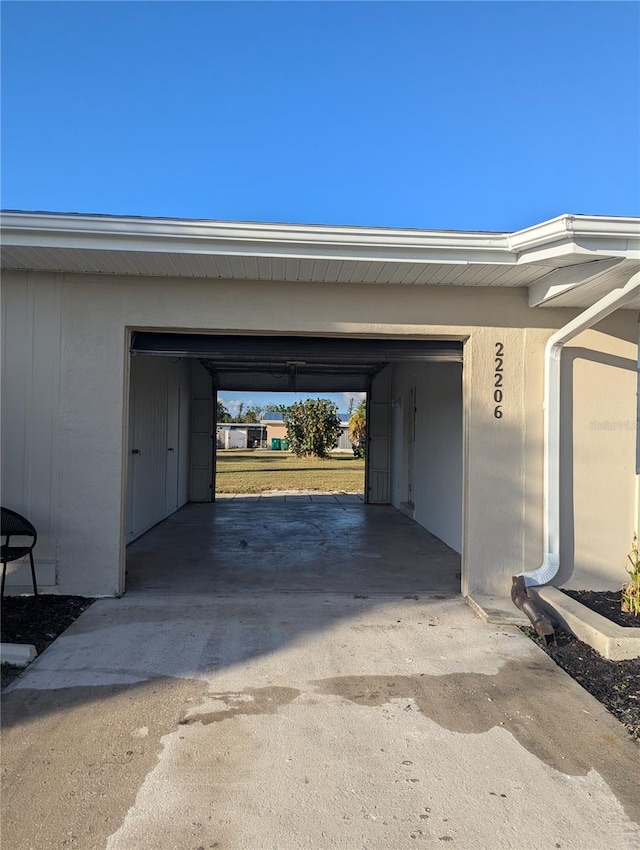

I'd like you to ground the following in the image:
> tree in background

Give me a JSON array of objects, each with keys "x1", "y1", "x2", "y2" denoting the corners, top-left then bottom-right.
[
  {"x1": 348, "y1": 399, "x2": 367, "y2": 458},
  {"x1": 217, "y1": 401, "x2": 263, "y2": 423},
  {"x1": 217, "y1": 401, "x2": 232, "y2": 423},
  {"x1": 284, "y1": 399, "x2": 341, "y2": 459},
  {"x1": 241, "y1": 405, "x2": 263, "y2": 424}
]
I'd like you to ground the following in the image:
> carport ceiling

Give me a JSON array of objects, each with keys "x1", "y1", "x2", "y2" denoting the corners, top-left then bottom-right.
[{"x1": 131, "y1": 332, "x2": 463, "y2": 391}]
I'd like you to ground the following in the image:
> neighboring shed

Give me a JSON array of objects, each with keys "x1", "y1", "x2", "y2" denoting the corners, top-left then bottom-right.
[{"x1": 216, "y1": 424, "x2": 267, "y2": 449}]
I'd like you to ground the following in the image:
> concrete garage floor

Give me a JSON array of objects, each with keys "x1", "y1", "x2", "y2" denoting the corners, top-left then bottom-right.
[
  {"x1": 3, "y1": 502, "x2": 640, "y2": 849},
  {"x1": 126, "y1": 496, "x2": 462, "y2": 596}
]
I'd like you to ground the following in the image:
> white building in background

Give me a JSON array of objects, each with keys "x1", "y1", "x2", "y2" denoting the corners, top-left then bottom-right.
[{"x1": 216, "y1": 424, "x2": 266, "y2": 450}]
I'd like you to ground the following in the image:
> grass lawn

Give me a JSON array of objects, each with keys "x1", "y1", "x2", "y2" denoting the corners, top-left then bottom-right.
[{"x1": 215, "y1": 450, "x2": 365, "y2": 494}]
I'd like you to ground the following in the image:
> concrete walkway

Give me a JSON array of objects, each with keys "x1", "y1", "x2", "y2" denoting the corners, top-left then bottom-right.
[{"x1": 2, "y1": 504, "x2": 639, "y2": 849}]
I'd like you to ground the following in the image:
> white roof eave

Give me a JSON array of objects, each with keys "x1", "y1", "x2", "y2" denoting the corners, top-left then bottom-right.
[
  {"x1": 1, "y1": 210, "x2": 639, "y2": 274},
  {"x1": 1, "y1": 211, "x2": 514, "y2": 265},
  {"x1": 511, "y1": 214, "x2": 640, "y2": 264}
]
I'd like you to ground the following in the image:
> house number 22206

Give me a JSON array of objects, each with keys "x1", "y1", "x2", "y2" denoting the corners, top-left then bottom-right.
[{"x1": 494, "y1": 342, "x2": 504, "y2": 419}]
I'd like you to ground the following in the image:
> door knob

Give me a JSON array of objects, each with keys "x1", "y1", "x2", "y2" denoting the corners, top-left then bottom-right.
[
  {"x1": 167, "y1": 447, "x2": 174, "y2": 452},
  {"x1": 131, "y1": 449, "x2": 141, "y2": 455}
]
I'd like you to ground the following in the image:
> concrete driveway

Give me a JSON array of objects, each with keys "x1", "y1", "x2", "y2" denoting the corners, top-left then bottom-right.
[{"x1": 3, "y1": 588, "x2": 639, "y2": 850}]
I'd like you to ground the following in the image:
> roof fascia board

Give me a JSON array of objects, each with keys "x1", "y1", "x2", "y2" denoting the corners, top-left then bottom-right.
[
  {"x1": 1, "y1": 211, "x2": 510, "y2": 247},
  {"x1": 1, "y1": 234, "x2": 513, "y2": 266},
  {"x1": 2, "y1": 211, "x2": 639, "y2": 270},
  {"x1": 528, "y1": 258, "x2": 624, "y2": 307}
]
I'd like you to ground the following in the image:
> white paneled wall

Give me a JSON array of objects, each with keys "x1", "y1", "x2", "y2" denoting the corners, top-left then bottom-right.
[{"x1": 1, "y1": 271, "x2": 61, "y2": 589}]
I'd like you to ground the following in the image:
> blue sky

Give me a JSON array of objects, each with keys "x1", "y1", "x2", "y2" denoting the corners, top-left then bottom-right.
[
  {"x1": 2, "y1": 1, "x2": 638, "y2": 412},
  {"x1": 2, "y1": 2, "x2": 638, "y2": 232},
  {"x1": 219, "y1": 391, "x2": 364, "y2": 418}
]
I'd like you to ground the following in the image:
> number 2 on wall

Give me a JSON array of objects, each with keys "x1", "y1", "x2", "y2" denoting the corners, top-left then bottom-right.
[{"x1": 494, "y1": 342, "x2": 504, "y2": 419}]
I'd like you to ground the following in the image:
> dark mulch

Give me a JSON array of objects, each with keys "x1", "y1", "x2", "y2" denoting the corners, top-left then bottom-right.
[
  {"x1": 522, "y1": 626, "x2": 640, "y2": 740},
  {"x1": 562, "y1": 589, "x2": 640, "y2": 628},
  {"x1": 1, "y1": 595, "x2": 94, "y2": 688},
  {"x1": 1, "y1": 595, "x2": 94, "y2": 654}
]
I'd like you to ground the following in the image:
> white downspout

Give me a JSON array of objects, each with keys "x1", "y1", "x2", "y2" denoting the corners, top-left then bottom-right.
[{"x1": 521, "y1": 269, "x2": 640, "y2": 587}]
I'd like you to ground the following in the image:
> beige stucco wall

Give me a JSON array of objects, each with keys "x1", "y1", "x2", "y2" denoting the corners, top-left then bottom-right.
[
  {"x1": 265, "y1": 423, "x2": 288, "y2": 444},
  {"x1": 1, "y1": 268, "x2": 637, "y2": 596}
]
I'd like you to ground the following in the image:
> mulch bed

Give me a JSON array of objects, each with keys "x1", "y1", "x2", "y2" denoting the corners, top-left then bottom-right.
[
  {"x1": 561, "y1": 589, "x2": 640, "y2": 628},
  {"x1": 1, "y1": 595, "x2": 94, "y2": 654},
  {"x1": 522, "y1": 626, "x2": 640, "y2": 740}
]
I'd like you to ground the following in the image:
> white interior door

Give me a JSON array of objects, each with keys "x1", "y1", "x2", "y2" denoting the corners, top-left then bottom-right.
[
  {"x1": 165, "y1": 371, "x2": 180, "y2": 515},
  {"x1": 407, "y1": 382, "x2": 416, "y2": 505},
  {"x1": 134, "y1": 362, "x2": 167, "y2": 536},
  {"x1": 126, "y1": 378, "x2": 136, "y2": 543},
  {"x1": 128, "y1": 357, "x2": 168, "y2": 539}
]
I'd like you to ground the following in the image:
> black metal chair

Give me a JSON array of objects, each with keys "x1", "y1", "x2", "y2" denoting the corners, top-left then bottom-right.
[{"x1": 1, "y1": 507, "x2": 38, "y2": 597}]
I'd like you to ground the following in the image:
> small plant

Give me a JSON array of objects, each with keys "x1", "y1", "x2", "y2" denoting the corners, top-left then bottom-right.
[{"x1": 622, "y1": 534, "x2": 640, "y2": 616}]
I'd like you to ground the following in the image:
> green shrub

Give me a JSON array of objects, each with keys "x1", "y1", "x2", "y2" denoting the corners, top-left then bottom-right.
[{"x1": 284, "y1": 399, "x2": 342, "y2": 459}]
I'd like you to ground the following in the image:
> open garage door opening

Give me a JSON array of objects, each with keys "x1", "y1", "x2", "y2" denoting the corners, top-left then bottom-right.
[
  {"x1": 214, "y1": 391, "x2": 367, "y2": 499},
  {"x1": 125, "y1": 333, "x2": 465, "y2": 597}
]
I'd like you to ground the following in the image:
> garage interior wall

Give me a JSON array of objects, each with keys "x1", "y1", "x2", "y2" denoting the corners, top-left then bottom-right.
[
  {"x1": 126, "y1": 355, "x2": 192, "y2": 542},
  {"x1": 390, "y1": 362, "x2": 463, "y2": 553}
]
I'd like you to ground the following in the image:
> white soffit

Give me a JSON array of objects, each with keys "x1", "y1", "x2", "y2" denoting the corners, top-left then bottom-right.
[
  {"x1": 1, "y1": 211, "x2": 639, "y2": 306},
  {"x1": 529, "y1": 259, "x2": 640, "y2": 308}
]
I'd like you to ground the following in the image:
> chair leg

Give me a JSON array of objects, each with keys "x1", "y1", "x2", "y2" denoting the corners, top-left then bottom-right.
[
  {"x1": 29, "y1": 552, "x2": 38, "y2": 596},
  {"x1": 1, "y1": 562, "x2": 6, "y2": 598}
]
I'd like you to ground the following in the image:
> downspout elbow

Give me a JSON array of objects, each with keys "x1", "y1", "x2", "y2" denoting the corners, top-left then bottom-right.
[{"x1": 520, "y1": 553, "x2": 560, "y2": 588}]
